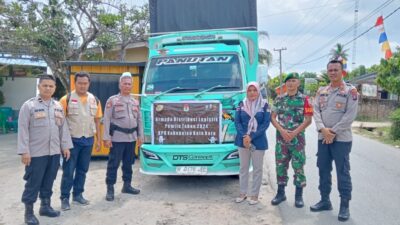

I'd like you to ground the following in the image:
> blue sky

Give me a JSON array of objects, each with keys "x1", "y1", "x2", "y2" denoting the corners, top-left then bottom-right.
[
  {"x1": 257, "y1": 0, "x2": 400, "y2": 76},
  {"x1": 128, "y1": 0, "x2": 400, "y2": 76}
]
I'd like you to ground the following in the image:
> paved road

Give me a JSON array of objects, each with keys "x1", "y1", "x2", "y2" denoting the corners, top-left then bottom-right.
[
  {"x1": 0, "y1": 133, "x2": 282, "y2": 225},
  {"x1": 266, "y1": 122, "x2": 400, "y2": 225}
]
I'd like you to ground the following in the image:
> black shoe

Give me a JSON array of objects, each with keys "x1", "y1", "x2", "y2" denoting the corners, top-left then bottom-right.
[
  {"x1": 295, "y1": 187, "x2": 304, "y2": 208},
  {"x1": 310, "y1": 199, "x2": 333, "y2": 212},
  {"x1": 73, "y1": 194, "x2": 89, "y2": 205},
  {"x1": 338, "y1": 199, "x2": 350, "y2": 222},
  {"x1": 24, "y1": 203, "x2": 39, "y2": 225},
  {"x1": 271, "y1": 185, "x2": 286, "y2": 205},
  {"x1": 61, "y1": 198, "x2": 70, "y2": 211},
  {"x1": 39, "y1": 198, "x2": 60, "y2": 217},
  {"x1": 121, "y1": 183, "x2": 140, "y2": 195},
  {"x1": 106, "y1": 185, "x2": 114, "y2": 201},
  {"x1": 271, "y1": 192, "x2": 287, "y2": 205}
]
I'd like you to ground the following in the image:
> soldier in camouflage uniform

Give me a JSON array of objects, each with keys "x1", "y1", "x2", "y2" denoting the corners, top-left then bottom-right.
[{"x1": 270, "y1": 72, "x2": 313, "y2": 208}]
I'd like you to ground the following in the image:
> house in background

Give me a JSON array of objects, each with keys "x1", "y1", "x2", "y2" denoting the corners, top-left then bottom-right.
[
  {"x1": 0, "y1": 55, "x2": 46, "y2": 110},
  {"x1": 349, "y1": 72, "x2": 398, "y2": 100},
  {"x1": 349, "y1": 72, "x2": 399, "y2": 120}
]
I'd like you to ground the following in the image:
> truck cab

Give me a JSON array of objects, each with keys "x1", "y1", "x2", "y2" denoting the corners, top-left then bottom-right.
[{"x1": 140, "y1": 30, "x2": 259, "y2": 175}]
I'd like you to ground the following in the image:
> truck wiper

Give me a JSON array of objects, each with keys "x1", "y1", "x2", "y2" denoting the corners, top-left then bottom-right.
[
  {"x1": 194, "y1": 85, "x2": 240, "y2": 98},
  {"x1": 154, "y1": 86, "x2": 199, "y2": 99}
]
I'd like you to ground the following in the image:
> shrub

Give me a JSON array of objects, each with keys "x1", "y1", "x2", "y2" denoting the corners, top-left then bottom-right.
[{"x1": 389, "y1": 108, "x2": 400, "y2": 140}]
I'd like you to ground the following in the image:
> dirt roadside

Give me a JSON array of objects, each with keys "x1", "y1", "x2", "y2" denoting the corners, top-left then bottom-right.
[{"x1": 0, "y1": 133, "x2": 282, "y2": 225}]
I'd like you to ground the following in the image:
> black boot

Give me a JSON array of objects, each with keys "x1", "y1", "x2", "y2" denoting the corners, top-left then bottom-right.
[
  {"x1": 310, "y1": 195, "x2": 333, "y2": 212},
  {"x1": 295, "y1": 186, "x2": 304, "y2": 208},
  {"x1": 24, "y1": 203, "x2": 39, "y2": 225},
  {"x1": 39, "y1": 198, "x2": 60, "y2": 217},
  {"x1": 271, "y1": 185, "x2": 286, "y2": 205},
  {"x1": 121, "y1": 183, "x2": 140, "y2": 195},
  {"x1": 106, "y1": 185, "x2": 114, "y2": 201},
  {"x1": 338, "y1": 198, "x2": 350, "y2": 222}
]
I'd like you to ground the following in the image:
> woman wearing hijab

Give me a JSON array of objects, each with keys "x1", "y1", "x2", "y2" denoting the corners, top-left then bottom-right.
[{"x1": 234, "y1": 82, "x2": 271, "y2": 205}]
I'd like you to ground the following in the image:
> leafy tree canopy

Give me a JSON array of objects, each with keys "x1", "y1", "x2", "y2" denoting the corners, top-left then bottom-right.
[{"x1": 0, "y1": 0, "x2": 149, "y2": 90}]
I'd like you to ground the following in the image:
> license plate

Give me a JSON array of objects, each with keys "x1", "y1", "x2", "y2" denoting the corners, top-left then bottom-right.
[{"x1": 176, "y1": 166, "x2": 208, "y2": 175}]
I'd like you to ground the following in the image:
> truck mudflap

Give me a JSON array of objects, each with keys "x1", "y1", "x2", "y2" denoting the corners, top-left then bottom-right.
[{"x1": 139, "y1": 143, "x2": 240, "y2": 176}]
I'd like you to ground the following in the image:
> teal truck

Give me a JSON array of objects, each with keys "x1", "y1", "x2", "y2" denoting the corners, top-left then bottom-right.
[{"x1": 140, "y1": 0, "x2": 263, "y2": 175}]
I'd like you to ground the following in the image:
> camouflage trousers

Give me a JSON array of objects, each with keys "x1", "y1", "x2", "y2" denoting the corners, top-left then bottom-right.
[{"x1": 275, "y1": 142, "x2": 306, "y2": 187}]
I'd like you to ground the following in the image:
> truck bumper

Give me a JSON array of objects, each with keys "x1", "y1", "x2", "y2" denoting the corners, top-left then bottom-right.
[{"x1": 140, "y1": 143, "x2": 240, "y2": 176}]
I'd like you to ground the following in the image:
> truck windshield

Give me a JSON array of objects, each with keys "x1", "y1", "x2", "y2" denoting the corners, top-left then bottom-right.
[{"x1": 144, "y1": 54, "x2": 243, "y2": 94}]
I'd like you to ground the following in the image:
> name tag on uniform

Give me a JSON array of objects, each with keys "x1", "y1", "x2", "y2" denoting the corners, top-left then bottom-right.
[
  {"x1": 115, "y1": 103, "x2": 125, "y2": 112},
  {"x1": 34, "y1": 111, "x2": 46, "y2": 119},
  {"x1": 335, "y1": 102, "x2": 344, "y2": 109}
]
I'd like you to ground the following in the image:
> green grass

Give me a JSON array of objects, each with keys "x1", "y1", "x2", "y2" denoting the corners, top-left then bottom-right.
[{"x1": 354, "y1": 127, "x2": 400, "y2": 148}]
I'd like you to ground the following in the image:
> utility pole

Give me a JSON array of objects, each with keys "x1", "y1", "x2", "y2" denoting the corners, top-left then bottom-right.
[
  {"x1": 274, "y1": 47, "x2": 287, "y2": 96},
  {"x1": 351, "y1": 0, "x2": 360, "y2": 69}
]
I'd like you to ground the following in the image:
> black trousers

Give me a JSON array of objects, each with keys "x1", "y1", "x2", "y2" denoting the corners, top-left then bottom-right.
[
  {"x1": 317, "y1": 140, "x2": 352, "y2": 200},
  {"x1": 21, "y1": 154, "x2": 60, "y2": 204},
  {"x1": 105, "y1": 142, "x2": 136, "y2": 185}
]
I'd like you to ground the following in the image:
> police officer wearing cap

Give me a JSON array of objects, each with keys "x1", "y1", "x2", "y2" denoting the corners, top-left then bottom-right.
[
  {"x1": 18, "y1": 75, "x2": 73, "y2": 225},
  {"x1": 311, "y1": 59, "x2": 359, "y2": 222},
  {"x1": 103, "y1": 72, "x2": 144, "y2": 201}
]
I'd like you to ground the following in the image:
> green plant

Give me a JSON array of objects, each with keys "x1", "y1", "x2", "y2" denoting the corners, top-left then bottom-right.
[
  {"x1": 0, "y1": 77, "x2": 4, "y2": 105},
  {"x1": 389, "y1": 108, "x2": 400, "y2": 140}
]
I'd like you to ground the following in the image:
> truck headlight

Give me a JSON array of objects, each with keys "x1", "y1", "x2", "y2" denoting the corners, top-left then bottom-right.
[
  {"x1": 224, "y1": 150, "x2": 239, "y2": 160},
  {"x1": 142, "y1": 149, "x2": 161, "y2": 160}
]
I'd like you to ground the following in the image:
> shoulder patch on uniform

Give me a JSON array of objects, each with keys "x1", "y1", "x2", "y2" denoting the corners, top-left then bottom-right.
[
  {"x1": 351, "y1": 88, "x2": 358, "y2": 100},
  {"x1": 106, "y1": 100, "x2": 113, "y2": 108},
  {"x1": 316, "y1": 86, "x2": 325, "y2": 95}
]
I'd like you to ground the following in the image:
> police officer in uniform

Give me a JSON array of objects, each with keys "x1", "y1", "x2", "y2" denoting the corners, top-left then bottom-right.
[
  {"x1": 270, "y1": 72, "x2": 313, "y2": 208},
  {"x1": 311, "y1": 60, "x2": 359, "y2": 222},
  {"x1": 18, "y1": 75, "x2": 73, "y2": 225},
  {"x1": 103, "y1": 72, "x2": 143, "y2": 201},
  {"x1": 59, "y1": 71, "x2": 102, "y2": 210}
]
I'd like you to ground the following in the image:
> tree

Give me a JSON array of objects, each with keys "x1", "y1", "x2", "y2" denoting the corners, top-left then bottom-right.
[
  {"x1": 258, "y1": 31, "x2": 273, "y2": 66},
  {"x1": 96, "y1": 3, "x2": 149, "y2": 61},
  {"x1": 267, "y1": 73, "x2": 287, "y2": 100},
  {"x1": 319, "y1": 70, "x2": 330, "y2": 84},
  {"x1": 347, "y1": 65, "x2": 367, "y2": 79},
  {"x1": 376, "y1": 47, "x2": 400, "y2": 98},
  {"x1": 0, "y1": 0, "x2": 149, "y2": 90},
  {"x1": 329, "y1": 43, "x2": 349, "y2": 61},
  {"x1": 0, "y1": 77, "x2": 4, "y2": 105},
  {"x1": 301, "y1": 72, "x2": 317, "y2": 78}
]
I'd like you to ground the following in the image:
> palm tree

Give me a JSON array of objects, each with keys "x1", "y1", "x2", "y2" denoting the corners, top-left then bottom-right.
[
  {"x1": 329, "y1": 43, "x2": 349, "y2": 61},
  {"x1": 258, "y1": 31, "x2": 273, "y2": 66}
]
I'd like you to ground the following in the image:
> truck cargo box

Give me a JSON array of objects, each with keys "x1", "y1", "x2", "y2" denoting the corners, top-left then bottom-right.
[{"x1": 149, "y1": 0, "x2": 257, "y2": 33}]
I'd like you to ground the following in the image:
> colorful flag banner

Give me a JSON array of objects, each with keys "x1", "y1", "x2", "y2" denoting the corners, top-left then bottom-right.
[
  {"x1": 378, "y1": 32, "x2": 388, "y2": 43},
  {"x1": 375, "y1": 16, "x2": 392, "y2": 60},
  {"x1": 342, "y1": 58, "x2": 347, "y2": 76}
]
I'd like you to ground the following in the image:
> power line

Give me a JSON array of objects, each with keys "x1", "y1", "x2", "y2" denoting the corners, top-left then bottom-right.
[
  {"x1": 278, "y1": 0, "x2": 329, "y2": 47},
  {"x1": 351, "y1": 0, "x2": 360, "y2": 69},
  {"x1": 343, "y1": 5, "x2": 400, "y2": 47},
  {"x1": 259, "y1": 0, "x2": 354, "y2": 18},
  {"x1": 287, "y1": 0, "x2": 395, "y2": 70},
  {"x1": 274, "y1": 47, "x2": 287, "y2": 95},
  {"x1": 286, "y1": 4, "x2": 354, "y2": 56}
]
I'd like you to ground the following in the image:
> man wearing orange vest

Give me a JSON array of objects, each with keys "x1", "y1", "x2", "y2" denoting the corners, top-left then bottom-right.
[{"x1": 59, "y1": 71, "x2": 102, "y2": 211}]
